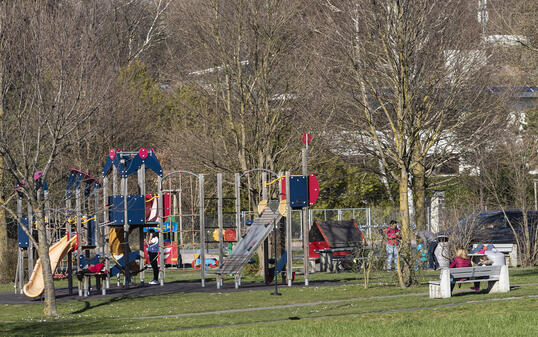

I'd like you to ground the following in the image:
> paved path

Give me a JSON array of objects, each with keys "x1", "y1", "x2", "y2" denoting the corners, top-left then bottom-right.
[{"x1": 0, "y1": 279, "x2": 371, "y2": 305}]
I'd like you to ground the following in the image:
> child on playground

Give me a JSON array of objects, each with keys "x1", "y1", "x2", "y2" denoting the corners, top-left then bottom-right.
[
  {"x1": 449, "y1": 248, "x2": 480, "y2": 292},
  {"x1": 76, "y1": 256, "x2": 107, "y2": 281},
  {"x1": 145, "y1": 229, "x2": 160, "y2": 285},
  {"x1": 87, "y1": 257, "x2": 106, "y2": 274}
]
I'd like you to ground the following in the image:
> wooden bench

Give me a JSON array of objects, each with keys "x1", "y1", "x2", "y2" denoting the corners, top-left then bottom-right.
[
  {"x1": 429, "y1": 265, "x2": 510, "y2": 299},
  {"x1": 78, "y1": 272, "x2": 107, "y2": 297}
]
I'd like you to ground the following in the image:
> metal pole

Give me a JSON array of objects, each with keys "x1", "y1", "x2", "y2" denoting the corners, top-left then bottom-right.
[
  {"x1": 122, "y1": 173, "x2": 131, "y2": 288},
  {"x1": 138, "y1": 164, "x2": 146, "y2": 284},
  {"x1": 199, "y1": 174, "x2": 206, "y2": 287},
  {"x1": 217, "y1": 173, "x2": 224, "y2": 267},
  {"x1": 302, "y1": 148, "x2": 309, "y2": 286},
  {"x1": 534, "y1": 179, "x2": 538, "y2": 211},
  {"x1": 179, "y1": 180, "x2": 184, "y2": 268},
  {"x1": 76, "y1": 186, "x2": 83, "y2": 295},
  {"x1": 261, "y1": 171, "x2": 268, "y2": 283},
  {"x1": 102, "y1": 175, "x2": 110, "y2": 289},
  {"x1": 158, "y1": 175, "x2": 165, "y2": 286},
  {"x1": 285, "y1": 172, "x2": 292, "y2": 287},
  {"x1": 112, "y1": 166, "x2": 118, "y2": 196},
  {"x1": 94, "y1": 185, "x2": 101, "y2": 254},
  {"x1": 235, "y1": 173, "x2": 241, "y2": 237}
]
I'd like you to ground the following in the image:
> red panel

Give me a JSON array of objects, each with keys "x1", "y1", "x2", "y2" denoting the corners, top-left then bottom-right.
[
  {"x1": 280, "y1": 177, "x2": 286, "y2": 200},
  {"x1": 163, "y1": 192, "x2": 171, "y2": 222},
  {"x1": 144, "y1": 241, "x2": 178, "y2": 265},
  {"x1": 224, "y1": 228, "x2": 236, "y2": 241},
  {"x1": 308, "y1": 174, "x2": 319, "y2": 206},
  {"x1": 309, "y1": 241, "x2": 329, "y2": 258}
]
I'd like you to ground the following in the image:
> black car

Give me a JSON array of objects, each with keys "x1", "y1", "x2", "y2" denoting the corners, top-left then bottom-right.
[{"x1": 460, "y1": 210, "x2": 538, "y2": 244}]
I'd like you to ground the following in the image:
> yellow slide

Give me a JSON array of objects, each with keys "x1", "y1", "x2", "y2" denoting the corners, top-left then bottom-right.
[
  {"x1": 23, "y1": 235, "x2": 78, "y2": 298},
  {"x1": 109, "y1": 228, "x2": 124, "y2": 256}
]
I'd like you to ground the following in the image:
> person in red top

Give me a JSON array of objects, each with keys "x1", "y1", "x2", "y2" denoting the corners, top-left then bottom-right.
[
  {"x1": 449, "y1": 249, "x2": 472, "y2": 268},
  {"x1": 76, "y1": 257, "x2": 107, "y2": 286},
  {"x1": 88, "y1": 260, "x2": 105, "y2": 273},
  {"x1": 385, "y1": 220, "x2": 401, "y2": 271},
  {"x1": 449, "y1": 249, "x2": 480, "y2": 292}
]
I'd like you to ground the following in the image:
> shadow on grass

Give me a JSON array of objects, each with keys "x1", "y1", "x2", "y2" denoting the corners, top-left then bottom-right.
[
  {"x1": 0, "y1": 318, "x2": 132, "y2": 337},
  {"x1": 71, "y1": 295, "x2": 127, "y2": 315}
]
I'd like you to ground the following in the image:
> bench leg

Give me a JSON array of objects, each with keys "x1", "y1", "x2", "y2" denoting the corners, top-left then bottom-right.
[
  {"x1": 440, "y1": 269, "x2": 452, "y2": 298},
  {"x1": 489, "y1": 265, "x2": 510, "y2": 293},
  {"x1": 78, "y1": 279, "x2": 83, "y2": 297},
  {"x1": 83, "y1": 277, "x2": 89, "y2": 297},
  {"x1": 429, "y1": 283, "x2": 442, "y2": 299}
]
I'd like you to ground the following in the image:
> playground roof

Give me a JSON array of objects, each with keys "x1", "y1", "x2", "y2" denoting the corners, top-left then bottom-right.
[{"x1": 309, "y1": 220, "x2": 364, "y2": 248}]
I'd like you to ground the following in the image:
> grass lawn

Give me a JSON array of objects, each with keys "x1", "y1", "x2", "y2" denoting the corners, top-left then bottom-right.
[{"x1": 0, "y1": 267, "x2": 537, "y2": 336}]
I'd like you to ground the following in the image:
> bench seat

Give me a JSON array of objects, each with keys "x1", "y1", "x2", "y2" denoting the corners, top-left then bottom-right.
[
  {"x1": 429, "y1": 265, "x2": 509, "y2": 299},
  {"x1": 78, "y1": 272, "x2": 107, "y2": 297}
]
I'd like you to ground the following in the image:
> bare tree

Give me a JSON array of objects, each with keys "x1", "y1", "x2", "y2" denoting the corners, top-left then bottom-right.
[
  {"x1": 311, "y1": 0, "x2": 504, "y2": 286},
  {"x1": 163, "y1": 0, "x2": 311, "y2": 177},
  {"x1": 0, "y1": 2, "x2": 114, "y2": 316},
  {"x1": 481, "y1": 106, "x2": 538, "y2": 266}
]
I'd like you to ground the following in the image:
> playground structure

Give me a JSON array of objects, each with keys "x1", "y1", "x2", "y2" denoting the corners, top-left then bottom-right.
[
  {"x1": 101, "y1": 148, "x2": 163, "y2": 288},
  {"x1": 15, "y1": 138, "x2": 384, "y2": 296}
]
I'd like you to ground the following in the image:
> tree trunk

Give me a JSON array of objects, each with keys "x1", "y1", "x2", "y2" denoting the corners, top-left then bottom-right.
[
  {"x1": 397, "y1": 166, "x2": 417, "y2": 287},
  {"x1": 35, "y1": 208, "x2": 57, "y2": 316},
  {"x1": 0, "y1": 40, "x2": 7, "y2": 283},
  {"x1": 0, "y1": 186, "x2": 8, "y2": 283},
  {"x1": 412, "y1": 159, "x2": 427, "y2": 230}
]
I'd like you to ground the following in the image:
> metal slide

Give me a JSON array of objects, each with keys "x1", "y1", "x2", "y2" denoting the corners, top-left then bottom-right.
[{"x1": 218, "y1": 200, "x2": 282, "y2": 276}]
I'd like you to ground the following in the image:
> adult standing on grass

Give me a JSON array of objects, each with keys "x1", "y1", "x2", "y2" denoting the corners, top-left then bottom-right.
[
  {"x1": 145, "y1": 229, "x2": 160, "y2": 285},
  {"x1": 385, "y1": 220, "x2": 401, "y2": 271},
  {"x1": 417, "y1": 229, "x2": 438, "y2": 269}
]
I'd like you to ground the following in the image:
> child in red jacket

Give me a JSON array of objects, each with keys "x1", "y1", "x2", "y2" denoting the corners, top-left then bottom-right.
[
  {"x1": 449, "y1": 249, "x2": 472, "y2": 268},
  {"x1": 450, "y1": 249, "x2": 480, "y2": 291}
]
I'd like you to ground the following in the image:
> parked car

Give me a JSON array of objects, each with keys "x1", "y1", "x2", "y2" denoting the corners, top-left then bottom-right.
[{"x1": 459, "y1": 210, "x2": 538, "y2": 244}]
